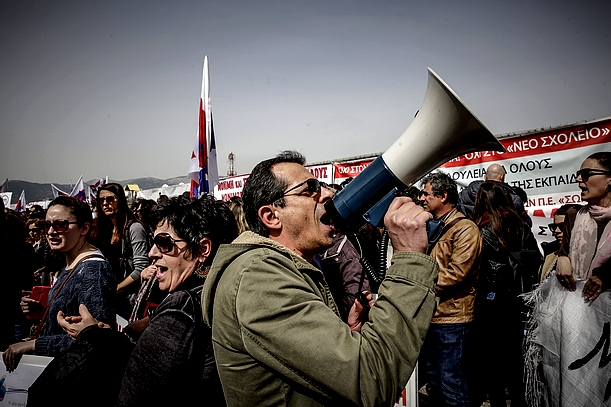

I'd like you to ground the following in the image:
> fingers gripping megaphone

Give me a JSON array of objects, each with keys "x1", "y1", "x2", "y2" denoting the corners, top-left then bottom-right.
[{"x1": 325, "y1": 68, "x2": 506, "y2": 231}]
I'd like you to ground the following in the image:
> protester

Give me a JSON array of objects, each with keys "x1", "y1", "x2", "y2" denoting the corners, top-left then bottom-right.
[
  {"x1": 320, "y1": 232, "x2": 371, "y2": 322},
  {"x1": 226, "y1": 196, "x2": 249, "y2": 234},
  {"x1": 54, "y1": 195, "x2": 237, "y2": 406},
  {"x1": 538, "y1": 203, "x2": 582, "y2": 282},
  {"x1": 471, "y1": 181, "x2": 540, "y2": 407},
  {"x1": 458, "y1": 163, "x2": 532, "y2": 227},
  {"x1": 525, "y1": 152, "x2": 611, "y2": 406},
  {"x1": 417, "y1": 172, "x2": 482, "y2": 407},
  {"x1": 2, "y1": 196, "x2": 116, "y2": 371},
  {"x1": 90, "y1": 183, "x2": 151, "y2": 319},
  {"x1": 0, "y1": 200, "x2": 37, "y2": 350},
  {"x1": 202, "y1": 150, "x2": 438, "y2": 406}
]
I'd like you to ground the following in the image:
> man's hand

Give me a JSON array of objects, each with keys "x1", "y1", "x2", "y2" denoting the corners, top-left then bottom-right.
[
  {"x1": 556, "y1": 256, "x2": 576, "y2": 291},
  {"x1": 3, "y1": 340, "x2": 35, "y2": 372},
  {"x1": 384, "y1": 196, "x2": 432, "y2": 254},
  {"x1": 347, "y1": 291, "x2": 375, "y2": 332}
]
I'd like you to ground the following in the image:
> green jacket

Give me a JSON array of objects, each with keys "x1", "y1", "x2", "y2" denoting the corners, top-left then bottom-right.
[{"x1": 202, "y1": 231, "x2": 438, "y2": 407}]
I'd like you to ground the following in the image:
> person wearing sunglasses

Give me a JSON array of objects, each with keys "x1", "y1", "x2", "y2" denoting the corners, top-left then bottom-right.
[
  {"x1": 527, "y1": 152, "x2": 611, "y2": 406},
  {"x1": 55, "y1": 195, "x2": 237, "y2": 406},
  {"x1": 91, "y1": 183, "x2": 151, "y2": 319},
  {"x1": 202, "y1": 150, "x2": 438, "y2": 406},
  {"x1": 537, "y1": 203, "x2": 583, "y2": 283},
  {"x1": 2, "y1": 196, "x2": 116, "y2": 372}
]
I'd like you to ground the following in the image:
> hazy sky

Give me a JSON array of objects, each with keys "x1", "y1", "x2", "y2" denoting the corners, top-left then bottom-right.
[{"x1": 1, "y1": 0, "x2": 610, "y2": 184}]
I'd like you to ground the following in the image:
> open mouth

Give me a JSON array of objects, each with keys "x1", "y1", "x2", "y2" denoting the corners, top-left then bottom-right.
[
  {"x1": 156, "y1": 265, "x2": 168, "y2": 279},
  {"x1": 320, "y1": 212, "x2": 334, "y2": 228}
]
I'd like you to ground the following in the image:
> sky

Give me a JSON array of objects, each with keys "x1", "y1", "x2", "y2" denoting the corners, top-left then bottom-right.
[{"x1": 1, "y1": 0, "x2": 610, "y2": 184}]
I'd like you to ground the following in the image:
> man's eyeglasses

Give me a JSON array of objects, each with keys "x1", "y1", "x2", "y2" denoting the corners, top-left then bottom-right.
[
  {"x1": 40, "y1": 220, "x2": 79, "y2": 233},
  {"x1": 153, "y1": 233, "x2": 186, "y2": 254},
  {"x1": 576, "y1": 168, "x2": 611, "y2": 182},
  {"x1": 276, "y1": 178, "x2": 325, "y2": 201},
  {"x1": 99, "y1": 196, "x2": 117, "y2": 204},
  {"x1": 548, "y1": 222, "x2": 564, "y2": 232}
]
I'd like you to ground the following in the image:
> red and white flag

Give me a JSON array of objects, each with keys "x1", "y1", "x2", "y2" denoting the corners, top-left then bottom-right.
[
  {"x1": 69, "y1": 176, "x2": 87, "y2": 202},
  {"x1": 15, "y1": 190, "x2": 26, "y2": 212},
  {"x1": 51, "y1": 184, "x2": 69, "y2": 198},
  {"x1": 188, "y1": 56, "x2": 219, "y2": 198}
]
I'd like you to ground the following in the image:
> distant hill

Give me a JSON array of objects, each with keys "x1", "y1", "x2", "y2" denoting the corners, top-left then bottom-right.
[{"x1": 5, "y1": 176, "x2": 191, "y2": 204}]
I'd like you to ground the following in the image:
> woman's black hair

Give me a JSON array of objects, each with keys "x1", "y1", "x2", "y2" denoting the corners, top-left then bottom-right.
[
  {"x1": 48, "y1": 196, "x2": 93, "y2": 227},
  {"x1": 587, "y1": 152, "x2": 611, "y2": 171},
  {"x1": 150, "y1": 195, "x2": 238, "y2": 265}
]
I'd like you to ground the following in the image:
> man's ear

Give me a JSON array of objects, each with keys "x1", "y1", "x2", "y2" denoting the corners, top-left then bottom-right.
[
  {"x1": 258, "y1": 205, "x2": 281, "y2": 231},
  {"x1": 197, "y1": 237, "x2": 213, "y2": 263},
  {"x1": 441, "y1": 191, "x2": 449, "y2": 205}
]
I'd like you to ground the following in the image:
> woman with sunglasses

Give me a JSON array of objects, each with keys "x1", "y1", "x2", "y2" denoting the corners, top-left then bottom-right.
[
  {"x1": 2, "y1": 196, "x2": 116, "y2": 372},
  {"x1": 525, "y1": 152, "x2": 611, "y2": 406},
  {"x1": 56, "y1": 196, "x2": 237, "y2": 405},
  {"x1": 91, "y1": 183, "x2": 151, "y2": 319},
  {"x1": 555, "y1": 152, "x2": 611, "y2": 299}
]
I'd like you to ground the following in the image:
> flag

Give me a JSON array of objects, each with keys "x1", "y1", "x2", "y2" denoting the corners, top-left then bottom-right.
[
  {"x1": 0, "y1": 178, "x2": 9, "y2": 193},
  {"x1": 188, "y1": 56, "x2": 219, "y2": 198},
  {"x1": 15, "y1": 190, "x2": 26, "y2": 212},
  {"x1": 51, "y1": 184, "x2": 69, "y2": 198},
  {"x1": 69, "y1": 176, "x2": 87, "y2": 202},
  {"x1": 208, "y1": 112, "x2": 219, "y2": 192},
  {"x1": 87, "y1": 177, "x2": 106, "y2": 201}
]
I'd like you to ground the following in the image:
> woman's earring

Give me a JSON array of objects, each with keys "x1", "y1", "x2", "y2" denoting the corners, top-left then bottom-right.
[{"x1": 194, "y1": 261, "x2": 210, "y2": 277}]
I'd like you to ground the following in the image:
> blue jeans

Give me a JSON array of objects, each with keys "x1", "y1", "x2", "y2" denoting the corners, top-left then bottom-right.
[{"x1": 421, "y1": 323, "x2": 472, "y2": 407}]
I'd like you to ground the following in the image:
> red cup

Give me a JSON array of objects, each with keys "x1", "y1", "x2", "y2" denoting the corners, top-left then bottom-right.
[{"x1": 26, "y1": 286, "x2": 51, "y2": 320}]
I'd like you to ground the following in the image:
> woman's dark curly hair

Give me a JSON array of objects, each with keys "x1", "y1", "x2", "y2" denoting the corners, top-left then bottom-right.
[{"x1": 150, "y1": 195, "x2": 238, "y2": 265}]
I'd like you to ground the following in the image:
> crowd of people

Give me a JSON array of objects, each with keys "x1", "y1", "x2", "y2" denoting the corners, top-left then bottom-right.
[{"x1": 0, "y1": 150, "x2": 608, "y2": 407}]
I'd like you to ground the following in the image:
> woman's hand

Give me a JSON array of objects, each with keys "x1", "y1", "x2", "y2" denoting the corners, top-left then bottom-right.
[
  {"x1": 20, "y1": 291, "x2": 43, "y2": 316},
  {"x1": 347, "y1": 291, "x2": 376, "y2": 332},
  {"x1": 3, "y1": 340, "x2": 35, "y2": 372},
  {"x1": 556, "y1": 256, "x2": 576, "y2": 291},
  {"x1": 583, "y1": 275, "x2": 605, "y2": 301},
  {"x1": 140, "y1": 264, "x2": 157, "y2": 283},
  {"x1": 57, "y1": 304, "x2": 110, "y2": 340}
]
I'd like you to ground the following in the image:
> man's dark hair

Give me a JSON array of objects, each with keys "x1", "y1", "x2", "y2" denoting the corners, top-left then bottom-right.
[
  {"x1": 420, "y1": 172, "x2": 459, "y2": 206},
  {"x1": 243, "y1": 150, "x2": 306, "y2": 237}
]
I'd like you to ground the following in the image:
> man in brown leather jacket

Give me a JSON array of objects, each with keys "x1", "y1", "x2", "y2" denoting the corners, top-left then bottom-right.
[{"x1": 418, "y1": 172, "x2": 482, "y2": 407}]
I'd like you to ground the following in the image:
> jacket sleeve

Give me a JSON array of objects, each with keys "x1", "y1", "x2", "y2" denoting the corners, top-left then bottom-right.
[
  {"x1": 234, "y1": 251, "x2": 438, "y2": 406},
  {"x1": 127, "y1": 222, "x2": 151, "y2": 282},
  {"x1": 434, "y1": 221, "x2": 482, "y2": 297}
]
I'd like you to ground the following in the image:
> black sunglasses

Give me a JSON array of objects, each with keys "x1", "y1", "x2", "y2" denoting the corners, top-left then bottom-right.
[
  {"x1": 576, "y1": 168, "x2": 611, "y2": 182},
  {"x1": 548, "y1": 222, "x2": 564, "y2": 232},
  {"x1": 41, "y1": 220, "x2": 79, "y2": 233},
  {"x1": 98, "y1": 196, "x2": 117, "y2": 204},
  {"x1": 153, "y1": 233, "x2": 186, "y2": 254},
  {"x1": 271, "y1": 178, "x2": 329, "y2": 204}
]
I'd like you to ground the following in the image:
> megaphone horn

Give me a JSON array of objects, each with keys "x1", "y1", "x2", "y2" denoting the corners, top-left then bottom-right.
[{"x1": 325, "y1": 67, "x2": 506, "y2": 231}]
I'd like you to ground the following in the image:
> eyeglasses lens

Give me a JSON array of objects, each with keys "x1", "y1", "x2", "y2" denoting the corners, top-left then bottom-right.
[
  {"x1": 305, "y1": 179, "x2": 321, "y2": 194},
  {"x1": 100, "y1": 196, "x2": 116, "y2": 204},
  {"x1": 41, "y1": 220, "x2": 71, "y2": 233},
  {"x1": 153, "y1": 234, "x2": 171, "y2": 253}
]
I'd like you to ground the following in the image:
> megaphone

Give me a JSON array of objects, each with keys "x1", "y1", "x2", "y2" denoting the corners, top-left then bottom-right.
[{"x1": 325, "y1": 68, "x2": 506, "y2": 231}]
